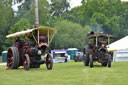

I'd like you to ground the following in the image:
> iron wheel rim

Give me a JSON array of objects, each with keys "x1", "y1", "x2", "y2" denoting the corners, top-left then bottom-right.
[{"x1": 7, "y1": 48, "x2": 13, "y2": 69}]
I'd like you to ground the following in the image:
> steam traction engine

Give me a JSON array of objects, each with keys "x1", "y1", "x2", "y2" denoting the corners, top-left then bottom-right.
[
  {"x1": 83, "y1": 31, "x2": 113, "y2": 68},
  {"x1": 6, "y1": 26, "x2": 56, "y2": 70}
]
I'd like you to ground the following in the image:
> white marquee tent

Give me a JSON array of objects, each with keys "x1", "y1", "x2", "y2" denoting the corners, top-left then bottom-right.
[
  {"x1": 107, "y1": 36, "x2": 128, "y2": 52},
  {"x1": 107, "y1": 36, "x2": 128, "y2": 62}
]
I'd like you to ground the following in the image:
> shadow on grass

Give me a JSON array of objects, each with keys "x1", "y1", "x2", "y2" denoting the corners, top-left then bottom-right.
[
  {"x1": 84, "y1": 63, "x2": 110, "y2": 68},
  {"x1": 0, "y1": 65, "x2": 50, "y2": 72},
  {"x1": 93, "y1": 64, "x2": 108, "y2": 68}
]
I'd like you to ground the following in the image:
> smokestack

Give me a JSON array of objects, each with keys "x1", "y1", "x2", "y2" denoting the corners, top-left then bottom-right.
[{"x1": 34, "y1": 0, "x2": 39, "y2": 27}]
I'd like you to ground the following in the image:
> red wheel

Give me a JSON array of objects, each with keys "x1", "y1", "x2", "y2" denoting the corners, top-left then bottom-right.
[
  {"x1": 24, "y1": 54, "x2": 30, "y2": 70},
  {"x1": 7, "y1": 47, "x2": 20, "y2": 69},
  {"x1": 45, "y1": 53, "x2": 53, "y2": 70}
]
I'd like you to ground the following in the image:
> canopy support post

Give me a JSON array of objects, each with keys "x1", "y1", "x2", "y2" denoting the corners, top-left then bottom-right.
[
  {"x1": 48, "y1": 29, "x2": 49, "y2": 44},
  {"x1": 32, "y1": 33, "x2": 38, "y2": 43},
  {"x1": 96, "y1": 36, "x2": 98, "y2": 47},
  {"x1": 38, "y1": 29, "x2": 39, "y2": 44},
  {"x1": 50, "y1": 34, "x2": 55, "y2": 43}
]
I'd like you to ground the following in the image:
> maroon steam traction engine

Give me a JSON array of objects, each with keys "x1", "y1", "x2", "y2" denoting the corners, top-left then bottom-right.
[
  {"x1": 83, "y1": 31, "x2": 113, "y2": 68},
  {"x1": 6, "y1": 26, "x2": 56, "y2": 70}
]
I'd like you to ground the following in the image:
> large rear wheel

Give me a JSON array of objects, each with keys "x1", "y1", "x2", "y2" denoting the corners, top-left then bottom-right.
[
  {"x1": 45, "y1": 53, "x2": 53, "y2": 70},
  {"x1": 7, "y1": 47, "x2": 20, "y2": 69}
]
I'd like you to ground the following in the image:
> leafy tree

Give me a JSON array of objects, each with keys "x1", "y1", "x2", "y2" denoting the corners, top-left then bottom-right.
[
  {"x1": 2, "y1": 0, "x2": 128, "y2": 52},
  {"x1": 51, "y1": 20, "x2": 92, "y2": 50},
  {"x1": 0, "y1": 0, "x2": 14, "y2": 53},
  {"x1": 91, "y1": 13, "x2": 108, "y2": 27},
  {"x1": 16, "y1": 0, "x2": 33, "y2": 19},
  {"x1": 64, "y1": 5, "x2": 85, "y2": 26},
  {"x1": 90, "y1": 13, "x2": 120, "y2": 38},
  {"x1": 119, "y1": 1, "x2": 128, "y2": 38},
  {"x1": 66, "y1": 0, "x2": 124, "y2": 40},
  {"x1": 8, "y1": 19, "x2": 31, "y2": 34},
  {"x1": 14, "y1": 0, "x2": 50, "y2": 26},
  {"x1": 50, "y1": 0, "x2": 70, "y2": 17},
  {"x1": 3, "y1": 19, "x2": 31, "y2": 50}
]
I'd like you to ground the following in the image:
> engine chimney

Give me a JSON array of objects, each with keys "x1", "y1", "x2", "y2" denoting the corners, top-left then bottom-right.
[{"x1": 34, "y1": 0, "x2": 39, "y2": 28}]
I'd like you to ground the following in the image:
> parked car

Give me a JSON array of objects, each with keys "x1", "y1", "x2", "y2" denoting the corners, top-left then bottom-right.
[{"x1": 74, "y1": 52, "x2": 83, "y2": 62}]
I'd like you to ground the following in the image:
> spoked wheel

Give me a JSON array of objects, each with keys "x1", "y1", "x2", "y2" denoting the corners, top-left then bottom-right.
[
  {"x1": 45, "y1": 53, "x2": 53, "y2": 70},
  {"x1": 24, "y1": 54, "x2": 30, "y2": 70},
  {"x1": 7, "y1": 47, "x2": 20, "y2": 69},
  {"x1": 89, "y1": 54, "x2": 93, "y2": 68},
  {"x1": 108, "y1": 54, "x2": 111, "y2": 68}
]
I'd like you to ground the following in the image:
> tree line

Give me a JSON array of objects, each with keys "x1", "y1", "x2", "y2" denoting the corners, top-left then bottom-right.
[{"x1": 0, "y1": 0, "x2": 128, "y2": 53}]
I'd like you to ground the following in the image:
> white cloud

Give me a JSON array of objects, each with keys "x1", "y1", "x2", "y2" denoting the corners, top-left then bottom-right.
[
  {"x1": 12, "y1": 0, "x2": 128, "y2": 11},
  {"x1": 12, "y1": 3, "x2": 20, "y2": 11},
  {"x1": 69, "y1": 0, "x2": 128, "y2": 9},
  {"x1": 122, "y1": 0, "x2": 128, "y2": 1},
  {"x1": 69, "y1": 0, "x2": 82, "y2": 8},
  {"x1": 11, "y1": 0, "x2": 25, "y2": 11}
]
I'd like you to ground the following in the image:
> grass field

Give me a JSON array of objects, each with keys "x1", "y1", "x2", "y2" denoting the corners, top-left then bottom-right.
[{"x1": 0, "y1": 61, "x2": 128, "y2": 85}]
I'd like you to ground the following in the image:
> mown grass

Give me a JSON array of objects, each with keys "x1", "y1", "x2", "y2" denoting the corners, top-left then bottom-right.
[{"x1": 0, "y1": 61, "x2": 128, "y2": 85}]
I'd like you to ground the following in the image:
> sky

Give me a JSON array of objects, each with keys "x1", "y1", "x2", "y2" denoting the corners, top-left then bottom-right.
[
  {"x1": 122, "y1": 0, "x2": 128, "y2": 1},
  {"x1": 69, "y1": 0, "x2": 128, "y2": 8},
  {"x1": 12, "y1": 0, "x2": 128, "y2": 11},
  {"x1": 12, "y1": 0, "x2": 82, "y2": 11},
  {"x1": 69, "y1": 0, "x2": 82, "y2": 8}
]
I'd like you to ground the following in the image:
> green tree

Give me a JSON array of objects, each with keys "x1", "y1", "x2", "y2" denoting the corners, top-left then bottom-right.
[
  {"x1": 118, "y1": 1, "x2": 128, "y2": 38},
  {"x1": 8, "y1": 19, "x2": 31, "y2": 34},
  {"x1": 51, "y1": 20, "x2": 92, "y2": 50},
  {"x1": 66, "y1": 0, "x2": 124, "y2": 40},
  {"x1": 3, "y1": 19, "x2": 31, "y2": 50},
  {"x1": 64, "y1": 5, "x2": 85, "y2": 26},
  {"x1": 50, "y1": 0, "x2": 70, "y2": 17},
  {"x1": 90, "y1": 13, "x2": 120, "y2": 38},
  {"x1": 0, "y1": 0, "x2": 14, "y2": 53},
  {"x1": 91, "y1": 13, "x2": 108, "y2": 27},
  {"x1": 14, "y1": 0, "x2": 50, "y2": 26}
]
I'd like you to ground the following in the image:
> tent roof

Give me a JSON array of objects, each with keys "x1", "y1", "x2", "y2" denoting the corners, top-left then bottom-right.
[
  {"x1": 67, "y1": 48, "x2": 78, "y2": 50},
  {"x1": 6, "y1": 26, "x2": 56, "y2": 39},
  {"x1": 107, "y1": 36, "x2": 128, "y2": 52}
]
